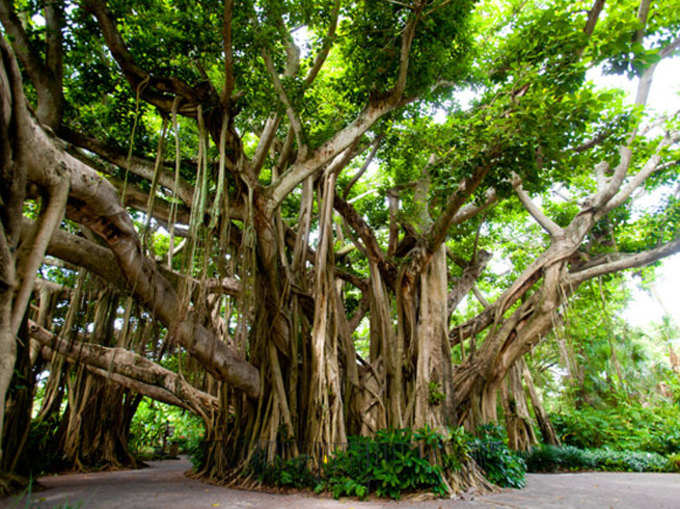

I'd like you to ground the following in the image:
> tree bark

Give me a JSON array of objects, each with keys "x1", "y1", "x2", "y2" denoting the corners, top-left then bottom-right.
[
  {"x1": 522, "y1": 361, "x2": 559, "y2": 446},
  {"x1": 500, "y1": 361, "x2": 537, "y2": 451}
]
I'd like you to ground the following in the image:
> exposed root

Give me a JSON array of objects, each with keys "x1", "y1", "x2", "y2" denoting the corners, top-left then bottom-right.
[
  {"x1": 0, "y1": 472, "x2": 33, "y2": 497},
  {"x1": 445, "y1": 459, "x2": 499, "y2": 497}
]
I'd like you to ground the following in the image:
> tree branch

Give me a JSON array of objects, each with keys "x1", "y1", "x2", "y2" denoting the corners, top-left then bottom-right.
[
  {"x1": 583, "y1": 0, "x2": 605, "y2": 38},
  {"x1": 334, "y1": 195, "x2": 397, "y2": 287},
  {"x1": 30, "y1": 320, "x2": 218, "y2": 414},
  {"x1": 513, "y1": 177, "x2": 563, "y2": 237},
  {"x1": 60, "y1": 127, "x2": 196, "y2": 207},
  {"x1": 343, "y1": 134, "x2": 382, "y2": 198},
  {"x1": 269, "y1": 97, "x2": 410, "y2": 209},
  {"x1": 82, "y1": 0, "x2": 207, "y2": 113},
  {"x1": 427, "y1": 164, "x2": 490, "y2": 253},
  {"x1": 450, "y1": 188, "x2": 498, "y2": 225},
  {"x1": 303, "y1": 0, "x2": 340, "y2": 87},
  {"x1": 262, "y1": 48, "x2": 307, "y2": 159},
  {"x1": 568, "y1": 237, "x2": 680, "y2": 285},
  {"x1": 602, "y1": 130, "x2": 680, "y2": 214}
]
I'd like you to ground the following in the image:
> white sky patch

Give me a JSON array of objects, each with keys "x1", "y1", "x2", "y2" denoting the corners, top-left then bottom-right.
[
  {"x1": 291, "y1": 25, "x2": 313, "y2": 60},
  {"x1": 625, "y1": 253, "x2": 680, "y2": 330},
  {"x1": 586, "y1": 58, "x2": 680, "y2": 114}
]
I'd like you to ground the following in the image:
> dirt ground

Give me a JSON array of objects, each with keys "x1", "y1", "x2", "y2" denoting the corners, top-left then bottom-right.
[{"x1": 3, "y1": 456, "x2": 680, "y2": 509}]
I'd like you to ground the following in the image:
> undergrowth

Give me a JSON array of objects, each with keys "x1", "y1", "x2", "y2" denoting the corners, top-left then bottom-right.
[
  {"x1": 550, "y1": 401, "x2": 680, "y2": 455},
  {"x1": 525, "y1": 444, "x2": 676, "y2": 473},
  {"x1": 468, "y1": 425, "x2": 527, "y2": 489},
  {"x1": 247, "y1": 425, "x2": 526, "y2": 500}
]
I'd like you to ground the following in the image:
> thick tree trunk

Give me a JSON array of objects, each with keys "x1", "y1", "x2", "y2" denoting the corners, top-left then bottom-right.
[
  {"x1": 0, "y1": 37, "x2": 25, "y2": 478},
  {"x1": 500, "y1": 361, "x2": 537, "y2": 451},
  {"x1": 1, "y1": 319, "x2": 35, "y2": 476},
  {"x1": 411, "y1": 244, "x2": 451, "y2": 429}
]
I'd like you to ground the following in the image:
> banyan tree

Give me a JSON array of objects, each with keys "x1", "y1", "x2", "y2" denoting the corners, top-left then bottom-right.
[{"x1": 1, "y1": 0, "x2": 680, "y2": 495}]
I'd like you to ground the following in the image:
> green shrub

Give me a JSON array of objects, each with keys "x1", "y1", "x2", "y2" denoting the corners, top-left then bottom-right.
[
  {"x1": 247, "y1": 426, "x2": 525, "y2": 499},
  {"x1": 526, "y1": 444, "x2": 670, "y2": 473},
  {"x1": 21, "y1": 416, "x2": 65, "y2": 476},
  {"x1": 128, "y1": 399, "x2": 205, "y2": 461},
  {"x1": 665, "y1": 453, "x2": 680, "y2": 472},
  {"x1": 249, "y1": 451, "x2": 317, "y2": 489},
  {"x1": 186, "y1": 437, "x2": 206, "y2": 470},
  {"x1": 468, "y1": 425, "x2": 526, "y2": 489},
  {"x1": 319, "y1": 427, "x2": 452, "y2": 500}
]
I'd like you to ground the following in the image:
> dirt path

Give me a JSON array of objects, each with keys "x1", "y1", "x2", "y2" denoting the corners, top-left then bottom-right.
[{"x1": 3, "y1": 457, "x2": 680, "y2": 509}]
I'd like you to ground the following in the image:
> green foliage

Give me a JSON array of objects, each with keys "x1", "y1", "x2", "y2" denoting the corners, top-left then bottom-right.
[
  {"x1": 319, "y1": 427, "x2": 451, "y2": 500},
  {"x1": 526, "y1": 444, "x2": 671, "y2": 473},
  {"x1": 468, "y1": 425, "x2": 526, "y2": 489},
  {"x1": 21, "y1": 415, "x2": 65, "y2": 477},
  {"x1": 550, "y1": 401, "x2": 680, "y2": 455},
  {"x1": 427, "y1": 381, "x2": 445, "y2": 406},
  {"x1": 667, "y1": 453, "x2": 680, "y2": 473},
  {"x1": 251, "y1": 427, "x2": 473, "y2": 500},
  {"x1": 128, "y1": 399, "x2": 204, "y2": 460},
  {"x1": 249, "y1": 451, "x2": 317, "y2": 490}
]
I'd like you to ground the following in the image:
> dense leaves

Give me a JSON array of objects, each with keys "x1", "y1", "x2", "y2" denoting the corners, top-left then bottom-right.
[
  {"x1": 526, "y1": 445, "x2": 672, "y2": 473},
  {"x1": 468, "y1": 425, "x2": 527, "y2": 489}
]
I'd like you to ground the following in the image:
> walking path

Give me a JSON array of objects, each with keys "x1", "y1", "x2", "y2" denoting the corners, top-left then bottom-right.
[{"x1": 3, "y1": 457, "x2": 680, "y2": 509}]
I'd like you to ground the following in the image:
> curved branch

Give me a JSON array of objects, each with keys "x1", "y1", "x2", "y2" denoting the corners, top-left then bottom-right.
[
  {"x1": 334, "y1": 195, "x2": 397, "y2": 286},
  {"x1": 427, "y1": 164, "x2": 491, "y2": 253},
  {"x1": 568, "y1": 237, "x2": 680, "y2": 285},
  {"x1": 61, "y1": 127, "x2": 195, "y2": 206},
  {"x1": 269, "y1": 97, "x2": 408, "y2": 208}
]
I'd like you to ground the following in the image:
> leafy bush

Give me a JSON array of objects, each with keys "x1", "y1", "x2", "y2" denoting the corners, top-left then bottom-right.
[
  {"x1": 468, "y1": 425, "x2": 526, "y2": 489},
  {"x1": 249, "y1": 427, "x2": 472, "y2": 500},
  {"x1": 247, "y1": 426, "x2": 528, "y2": 499},
  {"x1": 526, "y1": 444, "x2": 671, "y2": 473},
  {"x1": 21, "y1": 416, "x2": 65, "y2": 476}
]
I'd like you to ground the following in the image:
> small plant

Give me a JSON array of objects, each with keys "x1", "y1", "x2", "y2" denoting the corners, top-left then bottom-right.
[
  {"x1": 428, "y1": 382, "x2": 445, "y2": 406},
  {"x1": 550, "y1": 402, "x2": 680, "y2": 455},
  {"x1": 249, "y1": 450, "x2": 316, "y2": 489}
]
